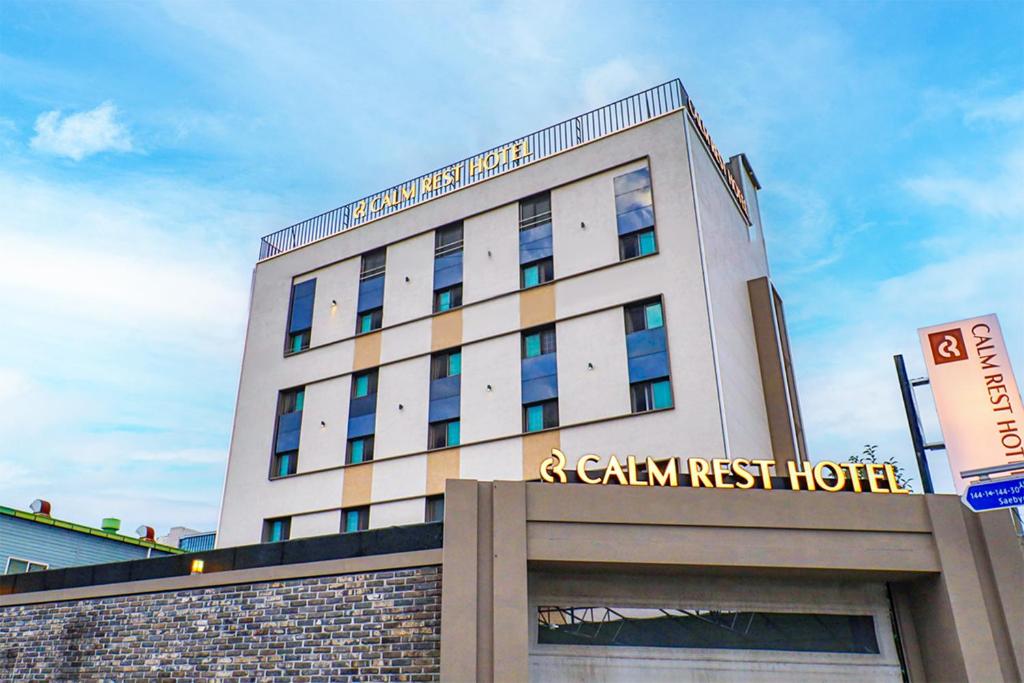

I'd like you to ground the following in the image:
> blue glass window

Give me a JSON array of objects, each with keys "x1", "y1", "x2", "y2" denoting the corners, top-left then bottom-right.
[
  {"x1": 429, "y1": 419, "x2": 460, "y2": 449},
  {"x1": 347, "y1": 436, "x2": 374, "y2": 464},
  {"x1": 631, "y1": 378, "x2": 673, "y2": 413},
  {"x1": 342, "y1": 507, "x2": 368, "y2": 533},
  {"x1": 524, "y1": 400, "x2": 558, "y2": 432},
  {"x1": 263, "y1": 517, "x2": 291, "y2": 543},
  {"x1": 521, "y1": 258, "x2": 553, "y2": 288}
]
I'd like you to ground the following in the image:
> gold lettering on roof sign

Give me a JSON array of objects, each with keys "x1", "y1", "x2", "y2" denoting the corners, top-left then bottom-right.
[
  {"x1": 539, "y1": 451, "x2": 910, "y2": 494},
  {"x1": 686, "y1": 99, "x2": 750, "y2": 224},
  {"x1": 351, "y1": 140, "x2": 532, "y2": 222}
]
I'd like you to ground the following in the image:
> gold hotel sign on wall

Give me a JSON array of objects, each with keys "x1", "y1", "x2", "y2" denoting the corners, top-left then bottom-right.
[
  {"x1": 539, "y1": 449, "x2": 910, "y2": 495},
  {"x1": 351, "y1": 141, "x2": 534, "y2": 222}
]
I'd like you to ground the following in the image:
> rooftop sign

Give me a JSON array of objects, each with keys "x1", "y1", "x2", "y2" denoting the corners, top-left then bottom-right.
[{"x1": 258, "y1": 79, "x2": 745, "y2": 260}]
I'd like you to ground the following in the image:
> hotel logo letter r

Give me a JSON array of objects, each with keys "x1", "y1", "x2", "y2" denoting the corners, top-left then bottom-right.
[{"x1": 540, "y1": 448, "x2": 568, "y2": 483}]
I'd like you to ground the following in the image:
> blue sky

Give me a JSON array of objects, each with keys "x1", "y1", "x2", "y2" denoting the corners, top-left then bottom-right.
[{"x1": 1, "y1": 1, "x2": 1021, "y2": 534}]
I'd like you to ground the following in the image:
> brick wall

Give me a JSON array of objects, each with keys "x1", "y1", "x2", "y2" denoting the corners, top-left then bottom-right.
[{"x1": 0, "y1": 565, "x2": 441, "y2": 681}]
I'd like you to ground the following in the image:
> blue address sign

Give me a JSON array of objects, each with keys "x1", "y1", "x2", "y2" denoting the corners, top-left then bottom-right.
[{"x1": 962, "y1": 474, "x2": 1024, "y2": 512}]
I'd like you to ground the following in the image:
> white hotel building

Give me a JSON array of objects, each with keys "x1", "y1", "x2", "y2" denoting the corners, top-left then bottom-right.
[{"x1": 217, "y1": 80, "x2": 805, "y2": 547}]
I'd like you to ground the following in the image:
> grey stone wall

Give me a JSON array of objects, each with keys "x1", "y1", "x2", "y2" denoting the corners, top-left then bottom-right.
[{"x1": 0, "y1": 565, "x2": 441, "y2": 681}]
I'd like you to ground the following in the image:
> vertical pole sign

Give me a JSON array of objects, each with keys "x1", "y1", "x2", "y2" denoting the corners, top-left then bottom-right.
[{"x1": 918, "y1": 314, "x2": 1024, "y2": 503}]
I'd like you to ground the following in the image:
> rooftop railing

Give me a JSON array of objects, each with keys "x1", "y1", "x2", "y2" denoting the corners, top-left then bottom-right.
[{"x1": 258, "y1": 79, "x2": 689, "y2": 261}]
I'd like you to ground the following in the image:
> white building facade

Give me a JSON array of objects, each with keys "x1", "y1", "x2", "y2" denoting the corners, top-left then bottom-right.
[{"x1": 217, "y1": 81, "x2": 805, "y2": 547}]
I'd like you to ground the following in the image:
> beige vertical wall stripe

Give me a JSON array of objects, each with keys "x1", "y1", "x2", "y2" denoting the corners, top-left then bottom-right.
[
  {"x1": 747, "y1": 277, "x2": 797, "y2": 467},
  {"x1": 431, "y1": 309, "x2": 463, "y2": 351},
  {"x1": 519, "y1": 284, "x2": 556, "y2": 329},
  {"x1": 426, "y1": 448, "x2": 460, "y2": 496},
  {"x1": 521, "y1": 429, "x2": 560, "y2": 480},
  {"x1": 352, "y1": 331, "x2": 382, "y2": 371},
  {"x1": 341, "y1": 463, "x2": 373, "y2": 508}
]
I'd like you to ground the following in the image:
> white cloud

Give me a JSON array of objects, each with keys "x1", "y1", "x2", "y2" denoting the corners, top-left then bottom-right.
[
  {"x1": 30, "y1": 102, "x2": 133, "y2": 161},
  {"x1": 903, "y1": 143, "x2": 1024, "y2": 220},
  {"x1": 964, "y1": 91, "x2": 1024, "y2": 125},
  {"x1": 580, "y1": 58, "x2": 651, "y2": 110}
]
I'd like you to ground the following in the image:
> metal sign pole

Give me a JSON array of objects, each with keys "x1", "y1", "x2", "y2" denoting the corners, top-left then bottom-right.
[{"x1": 894, "y1": 354, "x2": 936, "y2": 494}]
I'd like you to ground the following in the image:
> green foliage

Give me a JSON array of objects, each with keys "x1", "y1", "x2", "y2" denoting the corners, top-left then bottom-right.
[{"x1": 848, "y1": 444, "x2": 914, "y2": 491}]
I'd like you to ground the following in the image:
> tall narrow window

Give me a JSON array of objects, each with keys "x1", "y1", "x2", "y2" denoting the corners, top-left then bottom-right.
[
  {"x1": 425, "y1": 495, "x2": 445, "y2": 523},
  {"x1": 357, "y1": 249, "x2": 386, "y2": 334},
  {"x1": 624, "y1": 297, "x2": 672, "y2": 414},
  {"x1": 520, "y1": 192, "x2": 554, "y2": 288},
  {"x1": 429, "y1": 348, "x2": 461, "y2": 448},
  {"x1": 522, "y1": 325, "x2": 558, "y2": 431},
  {"x1": 272, "y1": 387, "x2": 304, "y2": 478},
  {"x1": 434, "y1": 223, "x2": 464, "y2": 313},
  {"x1": 262, "y1": 516, "x2": 291, "y2": 543},
  {"x1": 615, "y1": 165, "x2": 657, "y2": 261},
  {"x1": 347, "y1": 369, "x2": 378, "y2": 463},
  {"x1": 341, "y1": 506, "x2": 369, "y2": 533},
  {"x1": 286, "y1": 279, "x2": 316, "y2": 354}
]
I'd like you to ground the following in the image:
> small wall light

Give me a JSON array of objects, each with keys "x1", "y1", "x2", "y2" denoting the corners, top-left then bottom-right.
[
  {"x1": 331, "y1": 299, "x2": 337, "y2": 306},
  {"x1": 486, "y1": 384, "x2": 493, "y2": 392},
  {"x1": 190, "y1": 559, "x2": 205, "y2": 575},
  {"x1": 487, "y1": 250, "x2": 492, "y2": 258},
  {"x1": 405, "y1": 276, "x2": 411, "y2": 282},
  {"x1": 398, "y1": 403, "x2": 404, "y2": 410},
  {"x1": 587, "y1": 362, "x2": 594, "y2": 370},
  {"x1": 580, "y1": 221, "x2": 586, "y2": 229},
  {"x1": 320, "y1": 420, "x2": 327, "y2": 429}
]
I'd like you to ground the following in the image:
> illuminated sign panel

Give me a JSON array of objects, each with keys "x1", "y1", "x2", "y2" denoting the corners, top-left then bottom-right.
[
  {"x1": 539, "y1": 450, "x2": 908, "y2": 494},
  {"x1": 919, "y1": 314, "x2": 1024, "y2": 494}
]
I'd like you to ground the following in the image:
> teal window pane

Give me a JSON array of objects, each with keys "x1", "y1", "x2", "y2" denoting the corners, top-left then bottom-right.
[
  {"x1": 438, "y1": 290, "x2": 451, "y2": 311},
  {"x1": 639, "y1": 230, "x2": 656, "y2": 255},
  {"x1": 524, "y1": 265, "x2": 539, "y2": 288},
  {"x1": 359, "y1": 314, "x2": 372, "y2": 333},
  {"x1": 270, "y1": 521, "x2": 284, "y2": 542},
  {"x1": 526, "y1": 405, "x2": 544, "y2": 432},
  {"x1": 447, "y1": 420, "x2": 461, "y2": 446},
  {"x1": 295, "y1": 390, "x2": 305, "y2": 411},
  {"x1": 524, "y1": 334, "x2": 541, "y2": 358},
  {"x1": 645, "y1": 302, "x2": 663, "y2": 329},
  {"x1": 351, "y1": 439, "x2": 364, "y2": 463},
  {"x1": 653, "y1": 380, "x2": 673, "y2": 409},
  {"x1": 355, "y1": 375, "x2": 369, "y2": 398},
  {"x1": 449, "y1": 351, "x2": 461, "y2": 376},
  {"x1": 276, "y1": 453, "x2": 292, "y2": 477},
  {"x1": 344, "y1": 511, "x2": 360, "y2": 533},
  {"x1": 291, "y1": 334, "x2": 303, "y2": 353}
]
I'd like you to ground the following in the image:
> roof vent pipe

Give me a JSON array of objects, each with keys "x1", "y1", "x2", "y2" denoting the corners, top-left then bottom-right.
[
  {"x1": 101, "y1": 517, "x2": 121, "y2": 533},
  {"x1": 30, "y1": 499, "x2": 51, "y2": 517}
]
